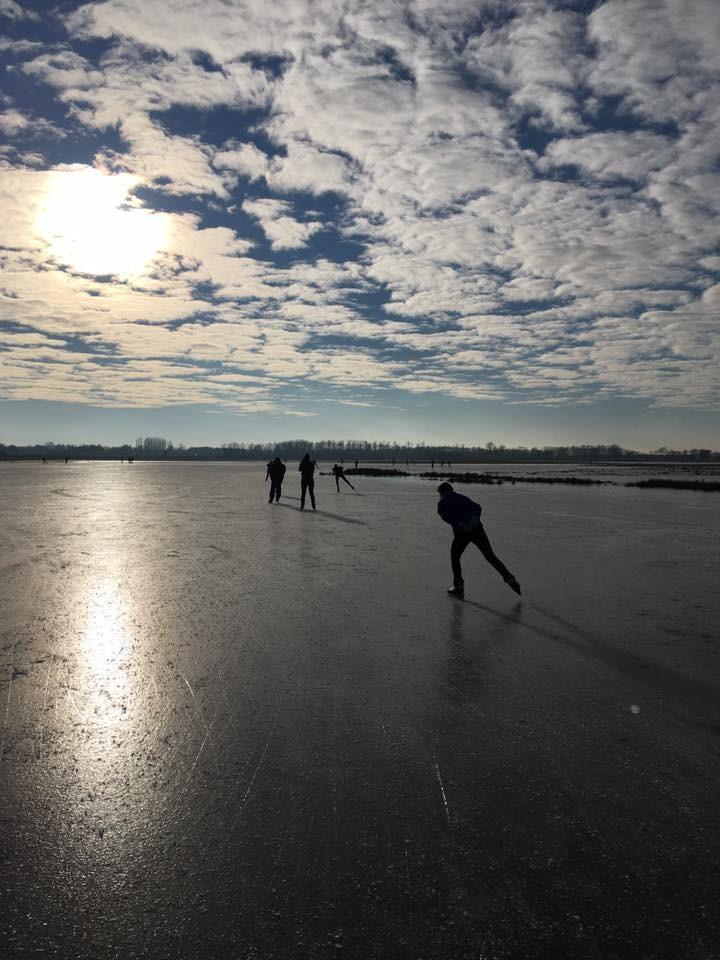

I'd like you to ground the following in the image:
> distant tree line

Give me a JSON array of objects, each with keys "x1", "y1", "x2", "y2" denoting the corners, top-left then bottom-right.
[{"x1": 1, "y1": 438, "x2": 716, "y2": 462}]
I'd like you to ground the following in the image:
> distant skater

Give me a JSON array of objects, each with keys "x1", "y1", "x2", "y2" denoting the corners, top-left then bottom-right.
[
  {"x1": 265, "y1": 456, "x2": 286, "y2": 503},
  {"x1": 437, "y1": 482, "x2": 521, "y2": 599},
  {"x1": 299, "y1": 453, "x2": 317, "y2": 510},
  {"x1": 332, "y1": 463, "x2": 355, "y2": 492}
]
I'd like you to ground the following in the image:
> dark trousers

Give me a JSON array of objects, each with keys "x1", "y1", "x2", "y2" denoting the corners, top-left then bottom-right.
[
  {"x1": 335, "y1": 475, "x2": 354, "y2": 491},
  {"x1": 451, "y1": 523, "x2": 511, "y2": 588},
  {"x1": 300, "y1": 476, "x2": 315, "y2": 509},
  {"x1": 269, "y1": 480, "x2": 282, "y2": 502}
]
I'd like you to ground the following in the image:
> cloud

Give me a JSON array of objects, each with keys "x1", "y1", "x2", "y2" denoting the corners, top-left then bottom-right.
[
  {"x1": 0, "y1": 107, "x2": 65, "y2": 138},
  {"x1": 214, "y1": 142, "x2": 270, "y2": 181},
  {"x1": 1, "y1": 0, "x2": 719, "y2": 419},
  {"x1": 110, "y1": 115, "x2": 232, "y2": 197},
  {"x1": 465, "y1": 6, "x2": 588, "y2": 131},
  {"x1": 242, "y1": 198, "x2": 322, "y2": 250},
  {"x1": 0, "y1": 0, "x2": 39, "y2": 21},
  {"x1": 542, "y1": 131, "x2": 677, "y2": 183},
  {"x1": 587, "y1": 0, "x2": 720, "y2": 126},
  {"x1": 66, "y1": 0, "x2": 345, "y2": 62},
  {"x1": 0, "y1": 37, "x2": 41, "y2": 53},
  {"x1": 266, "y1": 141, "x2": 353, "y2": 195}
]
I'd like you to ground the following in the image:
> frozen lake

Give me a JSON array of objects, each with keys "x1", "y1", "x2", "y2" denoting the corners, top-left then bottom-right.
[{"x1": 1, "y1": 461, "x2": 719, "y2": 959}]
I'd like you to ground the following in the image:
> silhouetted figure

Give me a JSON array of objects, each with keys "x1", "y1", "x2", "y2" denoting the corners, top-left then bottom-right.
[
  {"x1": 64, "y1": 457, "x2": 68, "y2": 464},
  {"x1": 42, "y1": 457, "x2": 47, "y2": 464},
  {"x1": 266, "y1": 457, "x2": 286, "y2": 503},
  {"x1": 437, "y1": 482, "x2": 521, "y2": 600},
  {"x1": 299, "y1": 453, "x2": 317, "y2": 510},
  {"x1": 332, "y1": 463, "x2": 355, "y2": 492},
  {"x1": 354, "y1": 459, "x2": 358, "y2": 470},
  {"x1": 431, "y1": 459, "x2": 435, "y2": 469}
]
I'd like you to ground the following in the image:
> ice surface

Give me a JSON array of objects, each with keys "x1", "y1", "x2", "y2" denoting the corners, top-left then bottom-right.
[{"x1": 1, "y1": 461, "x2": 719, "y2": 959}]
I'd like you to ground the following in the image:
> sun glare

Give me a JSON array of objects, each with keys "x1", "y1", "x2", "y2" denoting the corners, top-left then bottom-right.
[
  {"x1": 82, "y1": 577, "x2": 132, "y2": 727},
  {"x1": 35, "y1": 167, "x2": 167, "y2": 278},
  {"x1": 83, "y1": 579, "x2": 127, "y2": 676}
]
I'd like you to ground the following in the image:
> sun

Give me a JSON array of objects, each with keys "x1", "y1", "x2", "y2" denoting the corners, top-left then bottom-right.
[{"x1": 35, "y1": 166, "x2": 168, "y2": 278}]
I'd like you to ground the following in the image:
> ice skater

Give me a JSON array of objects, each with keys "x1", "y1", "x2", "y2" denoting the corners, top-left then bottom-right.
[
  {"x1": 436, "y1": 482, "x2": 521, "y2": 599},
  {"x1": 265, "y1": 456, "x2": 286, "y2": 503},
  {"x1": 299, "y1": 453, "x2": 318, "y2": 510},
  {"x1": 332, "y1": 463, "x2": 355, "y2": 492}
]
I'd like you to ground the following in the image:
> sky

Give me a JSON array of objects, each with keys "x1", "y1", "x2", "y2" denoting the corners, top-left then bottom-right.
[{"x1": 1, "y1": 0, "x2": 719, "y2": 449}]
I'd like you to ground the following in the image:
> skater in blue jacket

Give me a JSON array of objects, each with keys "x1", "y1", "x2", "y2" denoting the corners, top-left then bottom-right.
[{"x1": 437, "y1": 482, "x2": 521, "y2": 599}]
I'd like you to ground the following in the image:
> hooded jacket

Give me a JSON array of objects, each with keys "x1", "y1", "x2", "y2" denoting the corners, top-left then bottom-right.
[
  {"x1": 299, "y1": 457, "x2": 317, "y2": 478},
  {"x1": 267, "y1": 459, "x2": 286, "y2": 481},
  {"x1": 437, "y1": 491, "x2": 482, "y2": 532}
]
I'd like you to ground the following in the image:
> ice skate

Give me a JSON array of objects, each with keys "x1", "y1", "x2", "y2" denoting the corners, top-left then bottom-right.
[{"x1": 506, "y1": 576, "x2": 521, "y2": 596}]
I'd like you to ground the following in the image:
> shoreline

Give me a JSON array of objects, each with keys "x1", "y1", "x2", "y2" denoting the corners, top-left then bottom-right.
[
  {"x1": 342, "y1": 467, "x2": 720, "y2": 491},
  {"x1": 2, "y1": 458, "x2": 718, "y2": 490}
]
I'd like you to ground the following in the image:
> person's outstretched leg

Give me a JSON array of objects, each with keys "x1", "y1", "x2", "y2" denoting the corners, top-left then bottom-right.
[
  {"x1": 449, "y1": 533, "x2": 469, "y2": 596},
  {"x1": 335, "y1": 477, "x2": 340, "y2": 492},
  {"x1": 341, "y1": 475, "x2": 355, "y2": 490},
  {"x1": 275, "y1": 482, "x2": 282, "y2": 503},
  {"x1": 471, "y1": 525, "x2": 521, "y2": 594},
  {"x1": 269, "y1": 480, "x2": 277, "y2": 503},
  {"x1": 300, "y1": 478, "x2": 307, "y2": 509},
  {"x1": 309, "y1": 478, "x2": 316, "y2": 509}
]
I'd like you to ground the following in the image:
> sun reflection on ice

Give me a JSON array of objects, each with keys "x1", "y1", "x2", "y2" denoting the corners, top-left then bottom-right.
[{"x1": 81, "y1": 577, "x2": 133, "y2": 728}]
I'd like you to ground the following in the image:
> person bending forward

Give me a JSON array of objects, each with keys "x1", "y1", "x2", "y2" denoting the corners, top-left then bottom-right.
[
  {"x1": 332, "y1": 463, "x2": 355, "y2": 492},
  {"x1": 437, "y1": 482, "x2": 521, "y2": 599}
]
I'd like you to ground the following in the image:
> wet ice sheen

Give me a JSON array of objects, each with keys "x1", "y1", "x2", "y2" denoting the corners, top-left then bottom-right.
[{"x1": 1, "y1": 461, "x2": 719, "y2": 960}]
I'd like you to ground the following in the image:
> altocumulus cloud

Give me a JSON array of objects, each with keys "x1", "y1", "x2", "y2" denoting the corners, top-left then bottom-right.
[{"x1": 0, "y1": 0, "x2": 719, "y2": 417}]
